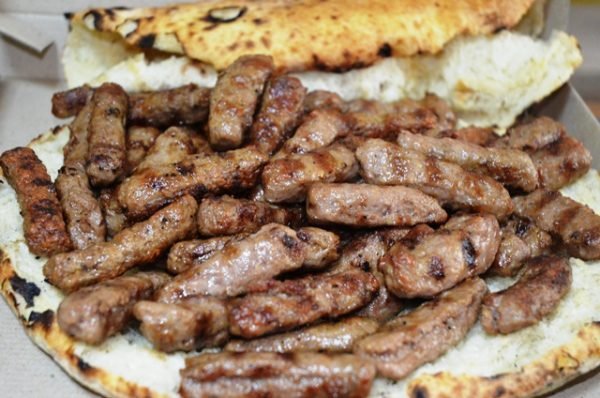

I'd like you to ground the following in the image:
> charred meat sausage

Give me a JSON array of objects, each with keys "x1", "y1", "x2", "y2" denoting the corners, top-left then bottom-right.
[
  {"x1": 396, "y1": 131, "x2": 539, "y2": 191},
  {"x1": 488, "y1": 217, "x2": 553, "y2": 277},
  {"x1": 86, "y1": 82, "x2": 129, "y2": 187},
  {"x1": 228, "y1": 270, "x2": 379, "y2": 338},
  {"x1": 52, "y1": 84, "x2": 210, "y2": 126},
  {"x1": 133, "y1": 296, "x2": 228, "y2": 352},
  {"x1": 126, "y1": 126, "x2": 161, "y2": 171},
  {"x1": 357, "y1": 139, "x2": 513, "y2": 218},
  {"x1": 0, "y1": 147, "x2": 71, "y2": 256},
  {"x1": 44, "y1": 195, "x2": 197, "y2": 292},
  {"x1": 514, "y1": 189, "x2": 600, "y2": 260},
  {"x1": 51, "y1": 84, "x2": 94, "y2": 118},
  {"x1": 56, "y1": 101, "x2": 106, "y2": 249},
  {"x1": 379, "y1": 214, "x2": 500, "y2": 298},
  {"x1": 354, "y1": 277, "x2": 487, "y2": 380},
  {"x1": 481, "y1": 255, "x2": 572, "y2": 334},
  {"x1": 307, "y1": 183, "x2": 447, "y2": 227},
  {"x1": 492, "y1": 116, "x2": 564, "y2": 151},
  {"x1": 197, "y1": 195, "x2": 303, "y2": 236},
  {"x1": 179, "y1": 352, "x2": 375, "y2": 398},
  {"x1": 303, "y1": 90, "x2": 347, "y2": 113},
  {"x1": 135, "y1": 126, "x2": 196, "y2": 171},
  {"x1": 117, "y1": 146, "x2": 268, "y2": 220},
  {"x1": 128, "y1": 84, "x2": 210, "y2": 126},
  {"x1": 209, "y1": 55, "x2": 274, "y2": 150},
  {"x1": 158, "y1": 224, "x2": 307, "y2": 301},
  {"x1": 167, "y1": 234, "x2": 248, "y2": 274},
  {"x1": 57, "y1": 272, "x2": 170, "y2": 345},
  {"x1": 250, "y1": 75, "x2": 306, "y2": 155},
  {"x1": 529, "y1": 136, "x2": 591, "y2": 190},
  {"x1": 225, "y1": 316, "x2": 379, "y2": 353},
  {"x1": 296, "y1": 227, "x2": 340, "y2": 269},
  {"x1": 262, "y1": 144, "x2": 359, "y2": 203},
  {"x1": 273, "y1": 108, "x2": 349, "y2": 159}
]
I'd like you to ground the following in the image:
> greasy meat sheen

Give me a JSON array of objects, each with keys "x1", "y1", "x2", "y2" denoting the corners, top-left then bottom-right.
[
  {"x1": 488, "y1": 217, "x2": 553, "y2": 277},
  {"x1": 167, "y1": 234, "x2": 248, "y2": 274},
  {"x1": 331, "y1": 228, "x2": 409, "y2": 322},
  {"x1": 481, "y1": 255, "x2": 572, "y2": 334},
  {"x1": 57, "y1": 272, "x2": 170, "y2": 345},
  {"x1": 356, "y1": 139, "x2": 513, "y2": 218},
  {"x1": 529, "y1": 136, "x2": 591, "y2": 190},
  {"x1": 514, "y1": 189, "x2": 600, "y2": 260},
  {"x1": 354, "y1": 277, "x2": 487, "y2": 380},
  {"x1": 56, "y1": 101, "x2": 106, "y2": 249},
  {"x1": 44, "y1": 195, "x2": 197, "y2": 292},
  {"x1": 303, "y1": 90, "x2": 346, "y2": 113},
  {"x1": 225, "y1": 316, "x2": 379, "y2": 353},
  {"x1": 273, "y1": 108, "x2": 349, "y2": 159},
  {"x1": 117, "y1": 146, "x2": 268, "y2": 219},
  {"x1": 128, "y1": 84, "x2": 210, "y2": 126},
  {"x1": 493, "y1": 116, "x2": 564, "y2": 151},
  {"x1": 379, "y1": 214, "x2": 500, "y2": 298},
  {"x1": 396, "y1": 131, "x2": 538, "y2": 191},
  {"x1": 126, "y1": 126, "x2": 160, "y2": 171},
  {"x1": 228, "y1": 270, "x2": 379, "y2": 338},
  {"x1": 134, "y1": 296, "x2": 228, "y2": 352},
  {"x1": 158, "y1": 224, "x2": 307, "y2": 301},
  {"x1": 209, "y1": 55, "x2": 273, "y2": 150},
  {"x1": 0, "y1": 147, "x2": 71, "y2": 256},
  {"x1": 344, "y1": 98, "x2": 438, "y2": 137},
  {"x1": 86, "y1": 82, "x2": 128, "y2": 187},
  {"x1": 262, "y1": 144, "x2": 358, "y2": 203},
  {"x1": 296, "y1": 227, "x2": 340, "y2": 268},
  {"x1": 306, "y1": 183, "x2": 447, "y2": 227},
  {"x1": 197, "y1": 195, "x2": 303, "y2": 236},
  {"x1": 135, "y1": 126, "x2": 196, "y2": 171},
  {"x1": 250, "y1": 75, "x2": 306, "y2": 155},
  {"x1": 51, "y1": 84, "x2": 94, "y2": 118},
  {"x1": 179, "y1": 352, "x2": 375, "y2": 398}
]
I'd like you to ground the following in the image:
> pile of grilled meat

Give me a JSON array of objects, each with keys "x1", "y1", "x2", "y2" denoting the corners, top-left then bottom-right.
[{"x1": 1, "y1": 54, "x2": 597, "y2": 397}]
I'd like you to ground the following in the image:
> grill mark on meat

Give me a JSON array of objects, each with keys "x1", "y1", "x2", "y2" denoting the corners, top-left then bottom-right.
[
  {"x1": 197, "y1": 195, "x2": 303, "y2": 236},
  {"x1": 57, "y1": 272, "x2": 170, "y2": 345},
  {"x1": 158, "y1": 224, "x2": 310, "y2": 301},
  {"x1": 179, "y1": 352, "x2": 375, "y2": 398},
  {"x1": 481, "y1": 256, "x2": 571, "y2": 334},
  {"x1": 493, "y1": 116, "x2": 564, "y2": 151},
  {"x1": 263, "y1": 144, "x2": 358, "y2": 203},
  {"x1": 228, "y1": 270, "x2": 379, "y2": 338},
  {"x1": 306, "y1": 183, "x2": 447, "y2": 227},
  {"x1": 428, "y1": 257, "x2": 445, "y2": 280},
  {"x1": 396, "y1": 131, "x2": 538, "y2": 191},
  {"x1": 514, "y1": 189, "x2": 600, "y2": 260},
  {"x1": 462, "y1": 238, "x2": 476, "y2": 269},
  {"x1": 250, "y1": 75, "x2": 306, "y2": 155},
  {"x1": 356, "y1": 139, "x2": 513, "y2": 218},
  {"x1": 0, "y1": 147, "x2": 72, "y2": 256},
  {"x1": 133, "y1": 297, "x2": 228, "y2": 352},
  {"x1": 225, "y1": 316, "x2": 379, "y2": 353},
  {"x1": 379, "y1": 214, "x2": 499, "y2": 298},
  {"x1": 51, "y1": 84, "x2": 94, "y2": 118},
  {"x1": 117, "y1": 146, "x2": 268, "y2": 220},
  {"x1": 44, "y1": 195, "x2": 197, "y2": 292},
  {"x1": 355, "y1": 278, "x2": 487, "y2": 380},
  {"x1": 209, "y1": 55, "x2": 274, "y2": 150}
]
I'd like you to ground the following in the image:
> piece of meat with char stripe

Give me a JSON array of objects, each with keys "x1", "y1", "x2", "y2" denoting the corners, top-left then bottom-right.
[
  {"x1": 481, "y1": 255, "x2": 571, "y2": 334},
  {"x1": 0, "y1": 147, "x2": 72, "y2": 256},
  {"x1": 379, "y1": 213, "x2": 500, "y2": 298}
]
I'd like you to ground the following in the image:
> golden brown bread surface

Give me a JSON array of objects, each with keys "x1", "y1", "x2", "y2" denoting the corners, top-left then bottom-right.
[{"x1": 69, "y1": 0, "x2": 535, "y2": 72}]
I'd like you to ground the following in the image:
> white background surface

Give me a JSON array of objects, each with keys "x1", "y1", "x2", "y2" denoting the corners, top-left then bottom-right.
[{"x1": 0, "y1": 1, "x2": 599, "y2": 397}]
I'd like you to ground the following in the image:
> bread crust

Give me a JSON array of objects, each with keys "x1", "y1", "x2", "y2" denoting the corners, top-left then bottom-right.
[{"x1": 69, "y1": 0, "x2": 535, "y2": 72}]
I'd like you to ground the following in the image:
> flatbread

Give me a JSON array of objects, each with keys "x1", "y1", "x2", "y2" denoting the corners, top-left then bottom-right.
[
  {"x1": 67, "y1": 0, "x2": 536, "y2": 73},
  {"x1": 1, "y1": 127, "x2": 599, "y2": 398}
]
